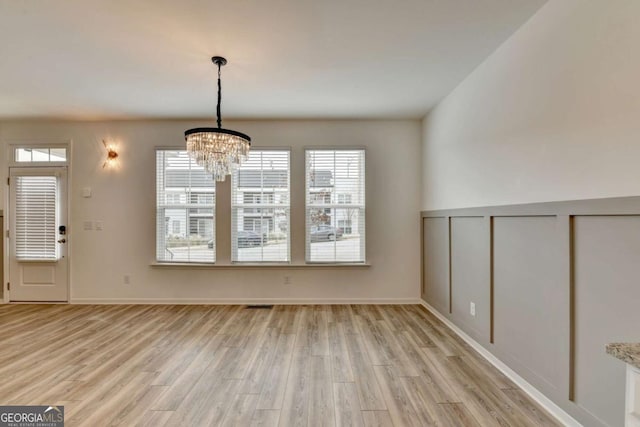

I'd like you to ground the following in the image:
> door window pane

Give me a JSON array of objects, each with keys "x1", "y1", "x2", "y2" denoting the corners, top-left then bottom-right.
[{"x1": 15, "y1": 176, "x2": 58, "y2": 260}]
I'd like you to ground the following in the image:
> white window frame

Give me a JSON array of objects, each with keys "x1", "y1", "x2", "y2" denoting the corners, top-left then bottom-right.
[
  {"x1": 305, "y1": 148, "x2": 366, "y2": 263},
  {"x1": 231, "y1": 148, "x2": 291, "y2": 263},
  {"x1": 9, "y1": 143, "x2": 69, "y2": 168},
  {"x1": 155, "y1": 148, "x2": 216, "y2": 264}
]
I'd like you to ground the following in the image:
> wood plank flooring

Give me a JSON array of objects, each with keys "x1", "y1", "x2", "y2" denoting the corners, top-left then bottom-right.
[{"x1": 0, "y1": 304, "x2": 560, "y2": 426}]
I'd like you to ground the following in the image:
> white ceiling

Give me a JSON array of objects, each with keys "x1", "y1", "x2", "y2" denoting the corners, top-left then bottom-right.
[{"x1": 0, "y1": 0, "x2": 545, "y2": 120}]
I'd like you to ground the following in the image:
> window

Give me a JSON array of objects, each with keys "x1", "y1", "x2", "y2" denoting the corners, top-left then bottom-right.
[
  {"x1": 231, "y1": 150, "x2": 290, "y2": 262},
  {"x1": 306, "y1": 149, "x2": 365, "y2": 263},
  {"x1": 14, "y1": 175, "x2": 59, "y2": 260},
  {"x1": 337, "y1": 194, "x2": 352, "y2": 204},
  {"x1": 338, "y1": 219, "x2": 352, "y2": 234},
  {"x1": 15, "y1": 147, "x2": 67, "y2": 163},
  {"x1": 156, "y1": 150, "x2": 215, "y2": 263},
  {"x1": 166, "y1": 193, "x2": 181, "y2": 204}
]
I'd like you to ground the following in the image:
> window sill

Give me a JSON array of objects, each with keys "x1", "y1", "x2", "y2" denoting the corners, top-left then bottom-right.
[{"x1": 150, "y1": 262, "x2": 371, "y2": 269}]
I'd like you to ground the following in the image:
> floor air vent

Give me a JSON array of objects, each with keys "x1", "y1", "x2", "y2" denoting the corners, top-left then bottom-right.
[{"x1": 246, "y1": 305, "x2": 274, "y2": 309}]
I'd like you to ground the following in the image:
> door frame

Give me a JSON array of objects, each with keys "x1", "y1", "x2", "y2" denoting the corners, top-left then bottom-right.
[{"x1": 4, "y1": 140, "x2": 72, "y2": 303}]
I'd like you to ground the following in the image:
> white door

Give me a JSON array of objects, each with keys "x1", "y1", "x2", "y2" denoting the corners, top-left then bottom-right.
[{"x1": 9, "y1": 167, "x2": 68, "y2": 302}]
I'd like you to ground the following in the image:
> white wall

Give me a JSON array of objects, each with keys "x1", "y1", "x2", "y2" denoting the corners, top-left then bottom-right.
[
  {"x1": 1, "y1": 119, "x2": 421, "y2": 302},
  {"x1": 422, "y1": 0, "x2": 640, "y2": 211}
]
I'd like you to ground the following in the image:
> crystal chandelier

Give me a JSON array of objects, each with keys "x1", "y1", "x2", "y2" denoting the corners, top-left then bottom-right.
[{"x1": 185, "y1": 56, "x2": 251, "y2": 182}]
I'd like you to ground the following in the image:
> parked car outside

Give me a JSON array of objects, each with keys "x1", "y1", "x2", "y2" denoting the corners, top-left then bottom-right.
[
  {"x1": 237, "y1": 230, "x2": 262, "y2": 247},
  {"x1": 310, "y1": 225, "x2": 343, "y2": 242}
]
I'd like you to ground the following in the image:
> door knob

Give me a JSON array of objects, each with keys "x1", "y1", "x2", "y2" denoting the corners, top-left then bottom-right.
[{"x1": 57, "y1": 238, "x2": 66, "y2": 243}]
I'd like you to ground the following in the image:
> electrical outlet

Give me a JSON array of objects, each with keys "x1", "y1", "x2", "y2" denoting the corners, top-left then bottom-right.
[
  {"x1": 284, "y1": 275, "x2": 292, "y2": 285},
  {"x1": 470, "y1": 302, "x2": 476, "y2": 316},
  {"x1": 124, "y1": 275, "x2": 130, "y2": 285}
]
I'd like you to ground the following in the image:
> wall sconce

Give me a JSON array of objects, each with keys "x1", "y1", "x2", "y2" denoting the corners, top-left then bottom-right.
[{"x1": 102, "y1": 140, "x2": 119, "y2": 168}]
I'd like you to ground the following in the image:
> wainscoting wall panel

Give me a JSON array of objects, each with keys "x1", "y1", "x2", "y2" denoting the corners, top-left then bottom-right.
[
  {"x1": 421, "y1": 197, "x2": 640, "y2": 427},
  {"x1": 450, "y1": 216, "x2": 490, "y2": 344},
  {"x1": 422, "y1": 216, "x2": 450, "y2": 315},
  {"x1": 573, "y1": 215, "x2": 640, "y2": 427},
  {"x1": 492, "y1": 216, "x2": 567, "y2": 401}
]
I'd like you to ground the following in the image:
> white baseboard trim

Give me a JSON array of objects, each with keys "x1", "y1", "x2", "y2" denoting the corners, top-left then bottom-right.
[
  {"x1": 419, "y1": 300, "x2": 582, "y2": 427},
  {"x1": 70, "y1": 297, "x2": 422, "y2": 305}
]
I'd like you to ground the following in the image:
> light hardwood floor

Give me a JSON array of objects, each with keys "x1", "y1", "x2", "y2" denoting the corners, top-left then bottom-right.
[{"x1": 0, "y1": 304, "x2": 560, "y2": 426}]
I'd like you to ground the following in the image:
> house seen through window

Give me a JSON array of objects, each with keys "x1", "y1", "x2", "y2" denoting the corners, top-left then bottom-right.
[
  {"x1": 156, "y1": 150, "x2": 215, "y2": 263},
  {"x1": 305, "y1": 149, "x2": 365, "y2": 263},
  {"x1": 231, "y1": 150, "x2": 291, "y2": 262}
]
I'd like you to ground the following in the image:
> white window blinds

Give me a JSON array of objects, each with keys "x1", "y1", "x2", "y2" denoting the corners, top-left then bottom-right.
[
  {"x1": 156, "y1": 150, "x2": 215, "y2": 263},
  {"x1": 306, "y1": 149, "x2": 365, "y2": 263},
  {"x1": 15, "y1": 175, "x2": 58, "y2": 260},
  {"x1": 231, "y1": 150, "x2": 290, "y2": 262}
]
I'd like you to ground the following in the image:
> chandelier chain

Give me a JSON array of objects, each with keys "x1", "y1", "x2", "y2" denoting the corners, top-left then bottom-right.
[{"x1": 217, "y1": 63, "x2": 222, "y2": 129}]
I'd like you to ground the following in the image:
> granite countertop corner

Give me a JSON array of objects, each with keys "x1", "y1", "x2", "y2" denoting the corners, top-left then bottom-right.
[{"x1": 606, "y1": 343, "x2": 640, "y2": 370}]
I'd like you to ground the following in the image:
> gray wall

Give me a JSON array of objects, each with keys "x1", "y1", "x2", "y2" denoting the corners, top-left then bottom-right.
[{"x1": 421, "y1": 197, "x2": 640, "y2": 427}]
